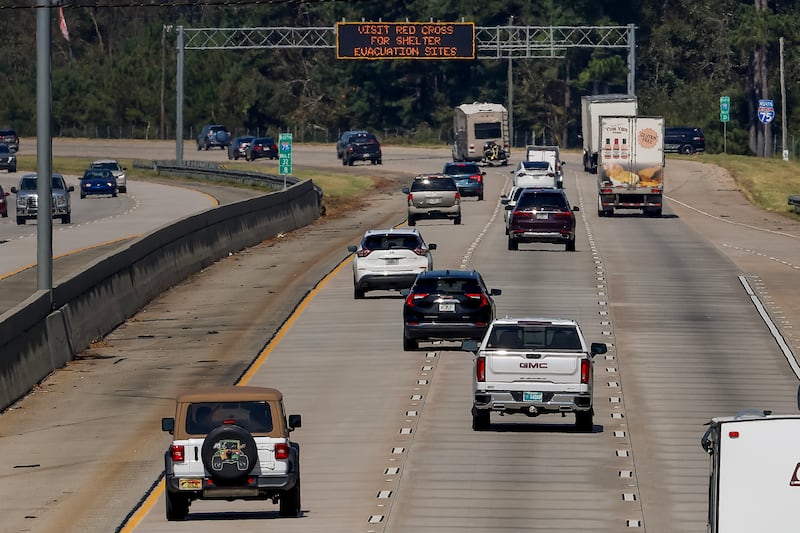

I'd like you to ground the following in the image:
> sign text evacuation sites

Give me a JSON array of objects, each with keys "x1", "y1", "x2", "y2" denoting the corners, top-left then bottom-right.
[{"x1": 336, "y1": 22, "x2": 475, "y2": 60}]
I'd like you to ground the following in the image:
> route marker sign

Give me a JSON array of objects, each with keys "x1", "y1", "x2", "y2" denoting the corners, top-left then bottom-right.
[
  {"x1": 720, "y1": 96, "x2": 730, "y2": 123},
  {"x1": 758, "y1": 99, "x2": 775, "y2": 124},
  {"x1": 279, "y1": 133, "x2": 292, "y2": 175}
]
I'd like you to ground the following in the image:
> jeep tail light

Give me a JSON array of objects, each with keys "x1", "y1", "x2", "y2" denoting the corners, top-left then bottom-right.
[
  {"x1": 356, "y1": 249, "x2": 372, "y2": 257},
  {"x1": 476, "y1": 356, "x2": 486, "y2": 382},
  {"x1": 466, "y1": 293, "x2": 488, "y2": 306},
  {"x1": 275, "y1": 443, "x2": 290, "y2": 459},
  {"x1": 580, "y1": 359, "x2": 591, "y2": 384},
  {"x1": 171, "y1": 445, "x2": 185, "y2": 462}
]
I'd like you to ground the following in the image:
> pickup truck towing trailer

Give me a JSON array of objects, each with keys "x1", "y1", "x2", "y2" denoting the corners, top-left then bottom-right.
[
  {"x1": 597, "y1": 115, "x2": 665, "y2": 217},
  {"x1": 701, "y1": 411, "x2": 800, "y2": 532},
  {"x1": 463, "y1": 318, "x2": 607, "y2": 432}
]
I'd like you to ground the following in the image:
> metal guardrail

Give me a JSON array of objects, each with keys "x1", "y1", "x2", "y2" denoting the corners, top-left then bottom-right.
[
  {"x1": 789, "y1": 195, "x2": 800, "y2": 214},
  {"x1": 132, "y1": 159, "x2": 324, "y2": 207}
]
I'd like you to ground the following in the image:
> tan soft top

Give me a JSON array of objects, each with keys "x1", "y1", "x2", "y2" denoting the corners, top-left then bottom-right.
[{"x1": 175, "y1": 386, "x2": 283, "y2": 404}]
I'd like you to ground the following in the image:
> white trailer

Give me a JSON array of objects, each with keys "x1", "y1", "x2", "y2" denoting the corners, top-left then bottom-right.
[
  {"x1": 597, "y1": 115, "x2": 664, "y2": 217},
  {"x1": 581, "y1": 94, "x2": 637, "y2": 173},
  {"x1": 701, "y1": 411, "x2": 800, "y2": 533},
  {"x1": 452, "y1": 102, "x2": 509, "y2": 164}
]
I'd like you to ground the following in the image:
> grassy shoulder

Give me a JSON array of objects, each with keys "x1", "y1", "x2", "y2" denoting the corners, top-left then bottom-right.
[
  {"x1": 673, "y1": 153, "x2": 800, "y2": 220},
  {"x1": 13, "y1": 154, "x2": 384, "y2": 218}
]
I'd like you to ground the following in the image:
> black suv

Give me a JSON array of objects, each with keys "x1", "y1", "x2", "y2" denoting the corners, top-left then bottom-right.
[
  {"x1": 664, "y1": 127, "x2": 705, "y2": 155},
  {"x1": 196, "y1": 124, "x2": 231, "y2": 151},
  {"x1": 342, "y1": 133, "x2": 382, "y2": 166},
  {"x1": 401, "y1": 269, "x2": 501, "y2": 350},
  {"x1": 0, "y1": 129, "x2": 19, "y2": 152}
]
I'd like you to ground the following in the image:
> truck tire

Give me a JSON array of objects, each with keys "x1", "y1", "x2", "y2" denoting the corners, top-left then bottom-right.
[
  {"x1": 279, "y1": 479, "x2": 301, "y2": 517},
  {"x1": 165, "y1": 490, "x2": 189, "y2": 521},
  {"x1": 472, "y1": 410, "x2": 490, "y2": 431},
  {"x1": 575, "y1": 410, "x2": 593, "y2": 432}
]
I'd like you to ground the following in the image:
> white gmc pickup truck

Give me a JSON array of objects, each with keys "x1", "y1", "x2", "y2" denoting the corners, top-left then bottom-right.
[{"x1": 462, "y1": 317, "x2": 608, "y2": 431}]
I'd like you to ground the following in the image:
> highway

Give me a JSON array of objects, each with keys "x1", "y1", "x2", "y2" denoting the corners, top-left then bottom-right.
[{"x1": 0, "y1": 141, "x2": 799, "y2": 532}]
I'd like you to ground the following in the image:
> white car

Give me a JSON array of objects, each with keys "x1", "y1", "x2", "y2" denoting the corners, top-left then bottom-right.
[
  {"x1": 511, "y1": 160, "x2": 561, "y2": 189},
  {"x1": 90, "y1": 159, "x2": 127, "y2": 193},
  {"x1": 501, "y1": 186, "x2": 529, "y2": 233},
  {"x1": 347, "y1": 228, "x2": 436, "y2": 299}
]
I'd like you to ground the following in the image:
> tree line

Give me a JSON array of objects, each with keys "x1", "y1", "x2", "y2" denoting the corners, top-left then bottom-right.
[{"x1": 0, "y1": 0, "x2": 797, "y2": 156}]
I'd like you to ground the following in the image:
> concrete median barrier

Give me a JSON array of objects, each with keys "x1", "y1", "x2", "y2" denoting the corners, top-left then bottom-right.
[{"x1": 0, "y1": 179, "x2": 321, "y2": 411}]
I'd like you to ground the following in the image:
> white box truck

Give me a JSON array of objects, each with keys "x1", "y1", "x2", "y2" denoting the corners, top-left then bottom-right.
[
  {"x1": 701, "y1": 410, "x2": 800, "y2": 533},
  {"x1": 581, "y1": 94, "x2": 637, "y2": 173},
  {"x1": 597, "y1": 115, "x2": 664, "y2": 217},
  {"x1": 452, "y1": 102, "x2": 509, "y2": 165}
]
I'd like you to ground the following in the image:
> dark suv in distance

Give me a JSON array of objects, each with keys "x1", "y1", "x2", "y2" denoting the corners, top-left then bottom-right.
[
  {"x1": 664, "y1": 127, "x2": 705, "y2": 155},
  {"x1": 0, "y1": 129, "x2": 19, "y2": 152},
  {"x1": 442, "y1": 162, "x2": 485, "y2": 200},
  {"x1": 401, "y1": 269, "x2": 501, "y2": 351},
  {"x1": 246, "y1": 137, "x2": 278, "y2": 161},
  {"x1": 196, "y1": 124, "x2": 231, "y2": 151},
  {"x1": 506, "y1": 188, "x2": 579, "y2": 251}
]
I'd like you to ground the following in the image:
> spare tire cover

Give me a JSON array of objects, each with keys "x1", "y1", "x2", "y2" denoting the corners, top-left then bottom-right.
[
  {"x1": 201, "y1": 424, "x2": 258, "y2": 483},
  {"x1": 215, "y1": 130, "x2": 230, "y2": 144}
]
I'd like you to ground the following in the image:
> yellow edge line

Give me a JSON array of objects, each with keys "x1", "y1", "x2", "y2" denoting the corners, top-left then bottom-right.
[{"x1": 119, "y1": 253, "x2": 355, "y2": 531}]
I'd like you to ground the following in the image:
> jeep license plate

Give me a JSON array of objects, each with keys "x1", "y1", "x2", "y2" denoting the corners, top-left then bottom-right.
[
  {"x1": 439, "y1": 302, "x2": 455, "y2": 312},
  {"x1": 523, "y1": 392, "x2": 542, "y2": 402},
  {"x1": 179, "y1": 478, "x2": 202, "y2": 490}
]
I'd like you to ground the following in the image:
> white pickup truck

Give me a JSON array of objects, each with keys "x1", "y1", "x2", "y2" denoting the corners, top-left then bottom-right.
[{"x1": 463, "y1": 318, "x2": 608, "y2": 431}]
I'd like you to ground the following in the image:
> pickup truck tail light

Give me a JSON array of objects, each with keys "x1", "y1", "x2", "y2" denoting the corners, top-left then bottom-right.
[
  {"x1": 170, "y1": 445, "x2": 185, "y2": 462},
  {"x1": 476, "y1": 356, "x2": 486, "y2": 382},
  {"x1": 275, "y1": 442, "x2": 289, "y2": 460},
  {"x1": 580, "y1": 358, "x2": 591, "y2": 384}
]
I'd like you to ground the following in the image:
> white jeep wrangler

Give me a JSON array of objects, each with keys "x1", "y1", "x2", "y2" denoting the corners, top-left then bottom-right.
[{"x1": 161, "y1": 386, "x2": 302, "y2": 520}]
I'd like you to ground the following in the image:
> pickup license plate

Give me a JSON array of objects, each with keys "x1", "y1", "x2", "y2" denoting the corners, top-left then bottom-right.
[
  {"x1": 523, "y1": 392, "x2": 542, "y2": 402},
  {"x1": 439, "y1": 302, "x2": 455, "y2": 312},
  {"x1": 178, "y1": 478, "x2": 202, "y2": 490},
  {"x1": 536, "y1": 213, "x2": 548, "y2": 220}
]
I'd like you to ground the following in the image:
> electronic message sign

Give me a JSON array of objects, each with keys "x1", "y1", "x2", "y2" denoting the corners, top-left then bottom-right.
[{"x1": 336, "y1": 22, "x2": 475, "y2": 60}]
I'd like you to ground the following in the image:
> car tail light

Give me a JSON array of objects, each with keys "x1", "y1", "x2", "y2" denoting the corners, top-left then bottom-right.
[
  {"x1": 407, "y1": 193, "x2": 414, "y2": 205},
  {"x1": 466, "y1": 293, "x2": 488, "y2": 306},
  {"x1": 275, "y1": 442, "x2": 290, "y2": 459},
  {"x1": 513, "y1": 210, "x2": 532, "y2": 218},
  {"x1": 170, "y1": 445, "x2": 185, "y2": 462},
  {"x1": 405, "y1": 293, "x2": 428, "y2": 306},
  {"x1": 553, "y1": 211, "x2": 572, "y2": 218},
  {"x1": 472, "y1": 174, "x2": 482, "y2": 182},
  {"x1": 271, "y1": 144, "x2": 278, "y2": 151},
  {"x1": 356, "y1": 249, "x2": 372, "y2": 257},
  {"x1": 255, "y1": 146, "x2": 262, "y2": 152},
  {"x1": 476, "y1": 356, "x2": 486, "y2": 382},
  {"x1": 580, "y1": 359, "x2": 591, "y2": 384},
  {"x1": 413, "y1": 247, "x2": 427, "y2": 257},
  {"x1": 455, "y1": 192, "x2": 461, "y2": 203}
]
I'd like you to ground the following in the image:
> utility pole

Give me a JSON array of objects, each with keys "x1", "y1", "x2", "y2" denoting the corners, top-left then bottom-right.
[{"x1": 781, "y1": 36, "x2": 788, "y2": 161}]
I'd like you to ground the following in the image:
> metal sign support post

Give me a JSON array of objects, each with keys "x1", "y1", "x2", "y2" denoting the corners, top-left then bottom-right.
[{"x1": 36, "y1": 0, "x2": 53, "y2": 290}]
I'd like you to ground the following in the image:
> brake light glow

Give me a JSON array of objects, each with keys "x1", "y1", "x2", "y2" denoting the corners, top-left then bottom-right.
[
  {"x1": 170, "y1": 445, "x2": 185, "y2": 462},
  {"x1": 472, "y1": 174, "x2": 482, "y2": 183},
  {"x1": 476, "y1": 356, "x2": 486, "y2": 382},
  {"x1": 728, "y1": 431, "x2": 740, "y2": 439},
  {"x1": 465, "y1": 293, "x2": 488, "y2": 306},
  {"x1": 405, "y1": 293, "x2": 428, "y2": 306},
  {"x1": 275, "y1": 442, "x2": 290, "y2": 459},
  {"x1": 580, "y1": 359, "x2": 591, "y2": 384}
]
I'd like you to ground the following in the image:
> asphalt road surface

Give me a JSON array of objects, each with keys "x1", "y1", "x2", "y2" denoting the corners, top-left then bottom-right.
[{"x1": 0, "y1": 141, "x2": 799, "y2": 533}]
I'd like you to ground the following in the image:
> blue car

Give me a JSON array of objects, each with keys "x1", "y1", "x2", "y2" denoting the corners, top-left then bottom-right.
[
  {"x1": 80, "y1": 168, "x2": 118, "y2": 198},
  {"x1": 443, "y1": 161, "x2": 485, "y2": 201}
]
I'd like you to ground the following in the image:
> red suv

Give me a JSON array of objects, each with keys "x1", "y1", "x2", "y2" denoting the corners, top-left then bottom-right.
[{"x1": 506, "y1": 188, "x2": 579, "y2": 251}]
